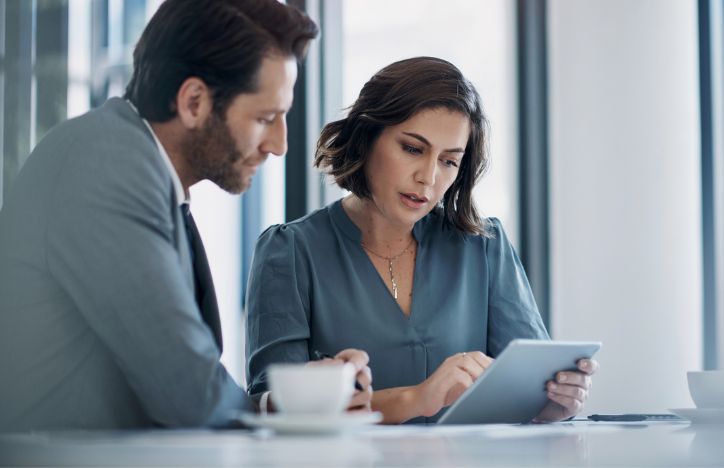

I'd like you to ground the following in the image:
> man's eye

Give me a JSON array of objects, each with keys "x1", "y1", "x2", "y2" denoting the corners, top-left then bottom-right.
[{"x1": 258, "y1": 116, "x2": 275, "y2": 125}]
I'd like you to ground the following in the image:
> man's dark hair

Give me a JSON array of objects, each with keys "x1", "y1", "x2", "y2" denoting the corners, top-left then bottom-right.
[
  {"x1": 315, "y1": 56, "x2": 491, "y2": 236},
  {"x1": 124, "y1": 0, "x2": 318, "y2": 122}
]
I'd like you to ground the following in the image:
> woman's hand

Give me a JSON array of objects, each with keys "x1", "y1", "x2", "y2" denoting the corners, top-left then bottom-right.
[
  {"x1": 412, "y1": 351, "x2": 494, "y2": 418},
  {"x1": 336, "y1": 348, "x2": 373, "y2": 412},
  {"x1": 534, "y1": 358, "x2": 599, "y2": 422},
  {"x1": 309, "y1": 348, "x2": 373, "y2": 412}
]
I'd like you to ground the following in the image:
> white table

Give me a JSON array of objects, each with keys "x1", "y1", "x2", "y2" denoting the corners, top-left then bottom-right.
[{"x1": 1, "y1": 420, "x2": 723, "y2": 466}]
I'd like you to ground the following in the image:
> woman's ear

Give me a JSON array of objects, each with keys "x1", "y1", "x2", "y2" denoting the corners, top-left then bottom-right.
[{"x1": 175, "y1": 77, "x2": 213, "y2": 129}]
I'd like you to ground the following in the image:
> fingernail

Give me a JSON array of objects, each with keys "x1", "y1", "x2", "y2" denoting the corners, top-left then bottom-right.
[
  {"x1": 549, "y1": 383, "x2": 557, "y2": 390},
  {"x1": 559, "y1": 374, "x2": 567, "y2": 383}
]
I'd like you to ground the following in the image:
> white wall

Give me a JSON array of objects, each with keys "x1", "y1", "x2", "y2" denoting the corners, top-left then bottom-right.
[
  {"x1": 190, "y1": 182, "x2": 245, "y2": 386},
  {"x1": 549, "y1": 0, "x2": 702, "y2": 412}
]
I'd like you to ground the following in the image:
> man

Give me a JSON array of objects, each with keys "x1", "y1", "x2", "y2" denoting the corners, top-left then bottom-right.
[{"x1": 0, "y1": 0, "x2": 371, "y2": 431}]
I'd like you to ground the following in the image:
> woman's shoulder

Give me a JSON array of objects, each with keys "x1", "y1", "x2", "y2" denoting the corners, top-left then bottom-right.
[
  {"x1": 482, "y1": 216, "x2": 504, "y2": 237},
  {"x1": 256, "y1": 204, "x2": 337, "y2": 248},
  {"x1": 419, "y1": 210, "x2": 504, "y2": 244}
]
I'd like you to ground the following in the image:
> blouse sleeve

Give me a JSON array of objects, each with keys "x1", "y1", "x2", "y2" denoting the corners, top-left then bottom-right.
[
  {"x1": 245, "y1": 224, "x2": 312, "y2": 397},
  {"x1": 485, "y1": 218, "x2": 550, "y2": 357}
]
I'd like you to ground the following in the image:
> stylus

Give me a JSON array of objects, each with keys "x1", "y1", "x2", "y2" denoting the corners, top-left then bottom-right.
[{"x1": 587, "y1": 413, "x2": 682, "y2": 422}]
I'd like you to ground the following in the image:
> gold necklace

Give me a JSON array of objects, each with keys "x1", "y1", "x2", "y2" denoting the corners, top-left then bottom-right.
[{"x1": 361, "y1": 237, "x2": 416, "y2": 300}]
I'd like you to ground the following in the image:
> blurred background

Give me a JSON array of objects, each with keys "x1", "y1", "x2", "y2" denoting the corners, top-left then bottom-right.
[{"x1": 0, "y1": 0, "x2": 721, "y2": 414}]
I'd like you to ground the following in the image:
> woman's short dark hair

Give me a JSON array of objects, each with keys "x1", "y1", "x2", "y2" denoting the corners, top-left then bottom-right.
[
  {"x1": 315, "y1": 56, "x2": 491, "y2": 236},
  {"x1": 124, "y1": 0, "x2": 318, "y2": 122}
]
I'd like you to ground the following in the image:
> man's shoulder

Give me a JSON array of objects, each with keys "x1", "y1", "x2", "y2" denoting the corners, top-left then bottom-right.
[
  {"x1": 53, "y1": 98, "x2": 155, "y2": 156},
  {"x1": 2, "y1": 98, "x2": 174, "y2": 225},
  {"x1": 34, "y1": 98, "x2": 166, "y2": 186}
]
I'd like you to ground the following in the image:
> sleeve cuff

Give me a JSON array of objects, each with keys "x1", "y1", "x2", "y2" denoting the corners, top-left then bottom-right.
[{"x1": 259, "y1": 391, "x2": 271, "y2": 414}]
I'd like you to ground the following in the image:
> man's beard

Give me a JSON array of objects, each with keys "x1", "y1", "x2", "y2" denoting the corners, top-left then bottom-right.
[{"x1": 185, "y1": 111, "x2": 247, "y2": 194}]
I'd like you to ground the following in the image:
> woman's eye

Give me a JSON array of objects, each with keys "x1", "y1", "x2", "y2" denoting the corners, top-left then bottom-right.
[
  {"x1": 403, "y1": 144, "x2": 422, "y2": 154},
  {"x1": 443, "y1": 159, "x2": 459, "y2": 168}
]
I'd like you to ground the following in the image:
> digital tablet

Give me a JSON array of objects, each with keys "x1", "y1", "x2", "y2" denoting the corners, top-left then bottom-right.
[{"x1": 437, "y1": 339, "x2": 601, "y2": 425}]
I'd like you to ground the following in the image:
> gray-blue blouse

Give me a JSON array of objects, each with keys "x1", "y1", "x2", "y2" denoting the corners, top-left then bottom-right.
[{"x1": 245, "y1": 200, "x2": 549, "y2": 422}]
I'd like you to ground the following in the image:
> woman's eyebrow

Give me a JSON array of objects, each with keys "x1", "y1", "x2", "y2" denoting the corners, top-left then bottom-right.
[{"x1": 401, "y1": 132, "x2": 465, "y2": 153}]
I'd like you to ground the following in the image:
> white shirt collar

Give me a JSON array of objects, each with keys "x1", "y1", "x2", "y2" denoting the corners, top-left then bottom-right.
[{"x1": 126, "y1": 100, "x2": 187, "y2": 207}]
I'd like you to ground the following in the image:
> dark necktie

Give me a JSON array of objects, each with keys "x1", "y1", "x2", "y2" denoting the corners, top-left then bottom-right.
[{"x1": 181, "y1": 204, "x2": 223, "y2": 351}]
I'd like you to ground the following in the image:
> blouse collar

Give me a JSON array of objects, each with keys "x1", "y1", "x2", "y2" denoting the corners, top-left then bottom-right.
[{"x1": 329, "y1": 198, "x2": 426, "y2": 244}]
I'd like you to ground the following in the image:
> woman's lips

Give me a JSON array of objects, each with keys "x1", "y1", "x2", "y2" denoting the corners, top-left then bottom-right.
[{"x1": 400, "y1": 192, "x2": 429, "y2": 209}]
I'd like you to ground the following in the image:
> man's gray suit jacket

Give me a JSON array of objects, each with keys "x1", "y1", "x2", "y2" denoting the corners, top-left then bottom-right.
[{"x1": 0, "y1": 98, "x2": 251, "y2": 431}]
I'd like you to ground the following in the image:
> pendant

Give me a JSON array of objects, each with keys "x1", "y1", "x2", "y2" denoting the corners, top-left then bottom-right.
[{"x1": 388, "y1": 259, "x2": 398, "y2": 299}]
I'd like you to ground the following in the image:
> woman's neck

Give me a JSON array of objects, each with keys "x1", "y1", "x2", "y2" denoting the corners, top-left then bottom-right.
[{"x1": 342, "y1": 195, "x2": 415, "y2": 255}]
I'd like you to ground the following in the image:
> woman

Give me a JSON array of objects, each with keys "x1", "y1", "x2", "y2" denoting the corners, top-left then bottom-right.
[{"x1": 246, "y1": 57, "x2": 598, "y2": 423}]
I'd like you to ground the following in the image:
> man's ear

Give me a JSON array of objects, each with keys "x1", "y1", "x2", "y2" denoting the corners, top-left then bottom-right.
[{"x1": 175, "y1": 77, "x2": 213, "y2": 129}]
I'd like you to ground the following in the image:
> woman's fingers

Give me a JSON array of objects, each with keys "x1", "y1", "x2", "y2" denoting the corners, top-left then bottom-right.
[
  {"x1": 417, "y1": 355, "x2": 484, "y2": 417},
  {"x1": 346, "y1": 364, "x2": 373, "y2": 412},
  {"x1": 451, "y1": 351, "x2": 493, "y2": 380},
  {"x1": 547, "y1": 381, "x2": 587, "y2": 402},
  {"x1": 333, "y1": 349, "x2": 373, "y2": 395},
  {"x1": 556, "y1": 370, "x2": 592, "y2": 390},
  {"x1": 546, "y1": 379, "x2": 587, "y2": 417},
  {"x1": 546, "y1": 390, "x2": 583, "y2": 415},
  {"x1": 443, "y1": 367, "x2": 475, "y2": 406},
  {"x1": 347, "y1": 385, "x2": 373, "y2": 411},
  {"x1": 458, "y1": 355, "x2": 484, "y2": 380},
  {"x1": 539, "y1": 368, "x2": 595, "y2": 420},
  {"x1": 537, "y1": 363, "x2": 598, "y2": 422},
  {"x1": 355, "y1": 366, "x2": 372, "y2": 390},
  {"x1": 335, "y1": 348, "x2": 370, "y2": 372},
  {"x1": 576, "y1": 358, "x2": 599, "y2": 376},
  {"x1": 465, "y1": 351, "x2": 494, "y2": 372}
]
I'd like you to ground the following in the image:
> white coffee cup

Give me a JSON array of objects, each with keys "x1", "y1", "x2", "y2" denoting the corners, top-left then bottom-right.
[
  {"x1": 687, "y1": 371, "x2": 724, "y2": 408},
  {"x1": 268, "y1": 363, "x2": 356, "y2": 415}
]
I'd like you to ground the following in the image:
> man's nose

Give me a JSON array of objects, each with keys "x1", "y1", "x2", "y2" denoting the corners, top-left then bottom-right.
[{"x1": 261, "y1": 117, "x2": 288, "y2": 157}]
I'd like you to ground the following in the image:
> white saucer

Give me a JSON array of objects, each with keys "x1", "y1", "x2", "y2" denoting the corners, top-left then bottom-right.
[
  {"x1": 238, "y1": 411, "x2": 383, "y2": 434},
  {"x1": 669, "y1": 408, "x2": 724, "y2": 424}
]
